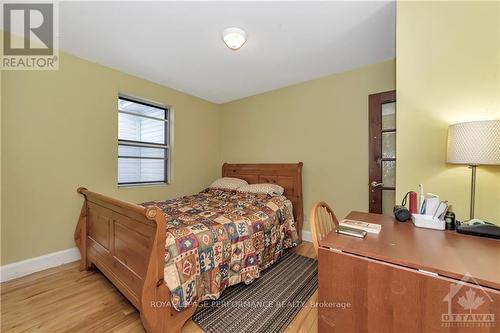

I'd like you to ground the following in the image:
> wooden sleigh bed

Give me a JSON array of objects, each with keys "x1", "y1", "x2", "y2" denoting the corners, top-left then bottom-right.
[{"x1": 74, "y1": 163, "x2": 303, "y2": 333}]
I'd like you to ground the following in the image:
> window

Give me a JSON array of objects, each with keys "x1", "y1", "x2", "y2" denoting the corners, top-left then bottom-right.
[{"x1": 118, "y1": 95, "x2": 170, "y2": 185}]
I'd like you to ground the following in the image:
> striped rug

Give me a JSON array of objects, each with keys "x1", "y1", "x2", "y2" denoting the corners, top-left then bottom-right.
[{"x1": 192, "y1": 251, "x2": 318, "y2": 333}]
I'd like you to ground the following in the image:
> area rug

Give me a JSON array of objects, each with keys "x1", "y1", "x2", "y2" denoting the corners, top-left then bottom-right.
[{"x1": 192, "y1": 251, "x2": 318, "y2": 333}]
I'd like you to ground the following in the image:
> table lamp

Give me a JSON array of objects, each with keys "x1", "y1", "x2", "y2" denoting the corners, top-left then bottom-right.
[{"x1": 446, "y1": 120, "x2": 500, "y2": 220}]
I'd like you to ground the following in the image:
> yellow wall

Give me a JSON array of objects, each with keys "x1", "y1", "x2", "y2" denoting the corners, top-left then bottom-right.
[
  {"x1": 220, "y1": 60, "x2": 396, "y2": 231},
  {"x1": 1, "y1": 52, "x2": 221, "y2": 264},
  {"x1": 5, "y1": 0, "x2": 498, "y2": 265},
  {"x1": 0, "y1": 74, "x2": 2, "y2": 263},
  {"x1": 396, "y1": 1, "x2": 500, "y2": 224}
]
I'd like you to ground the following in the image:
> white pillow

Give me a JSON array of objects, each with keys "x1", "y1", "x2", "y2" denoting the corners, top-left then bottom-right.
[
  {"x1": 209, "y1": 177, "x2": 248, "y2": 190},
  {"x1": 237, "y1": 183, "x2": 284, "y2": 196}
]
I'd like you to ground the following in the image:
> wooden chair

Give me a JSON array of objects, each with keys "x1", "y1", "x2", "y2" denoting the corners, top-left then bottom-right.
[{"x1": 309, "y1": 201, "x2": 339, "y2": 255}]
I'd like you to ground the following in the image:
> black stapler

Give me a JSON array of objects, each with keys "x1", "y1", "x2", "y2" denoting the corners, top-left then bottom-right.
[{"x1": 456, "y1": 219, "x2": 500, "y2": 240}]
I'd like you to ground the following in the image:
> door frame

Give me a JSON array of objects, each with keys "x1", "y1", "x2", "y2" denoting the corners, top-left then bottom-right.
[{"x1": 368, "y1": 90, "x2": 396, "y2": 214}]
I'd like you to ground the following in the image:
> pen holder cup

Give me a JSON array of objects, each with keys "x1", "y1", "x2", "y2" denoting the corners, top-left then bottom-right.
[{"x1": 411, "y1": 214, "x2": 445, "y2": 230}]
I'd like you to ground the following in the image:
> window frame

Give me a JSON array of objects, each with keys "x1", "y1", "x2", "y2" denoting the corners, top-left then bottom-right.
[{"x1": 117, "y1": 94, "x2": 171, "y2": 187}]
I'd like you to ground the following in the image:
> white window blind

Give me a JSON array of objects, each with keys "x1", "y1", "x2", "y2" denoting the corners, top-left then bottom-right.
[{"x1": 118, "y1": 96, "x2": 169, "y2": 185}]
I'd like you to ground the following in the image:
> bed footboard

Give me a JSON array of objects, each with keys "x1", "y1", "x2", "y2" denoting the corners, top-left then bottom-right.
[{"x1": 75, "y1": 188, "x2": 196, "y2": 333}]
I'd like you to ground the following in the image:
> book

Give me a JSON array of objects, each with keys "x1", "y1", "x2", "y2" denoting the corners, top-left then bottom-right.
[
  {"x1": 337, "y1": 226, "x2": 367, "y2": 238},
  {"x1": 339, "y1": 219, "x2": 381, "y2": 234}
]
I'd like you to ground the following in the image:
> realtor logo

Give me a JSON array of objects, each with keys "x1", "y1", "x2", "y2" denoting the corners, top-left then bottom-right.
[
  {"x1": 2, "y1": 2, "x2": 59, "y2": 70},
  {"x1": 441, "y1": 273, "x2": 495, "y2": 328}
]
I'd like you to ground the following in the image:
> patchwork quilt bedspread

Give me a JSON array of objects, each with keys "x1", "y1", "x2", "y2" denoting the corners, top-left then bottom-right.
[{"x1": 143, "y1": 188, "x2": 299, "y2": 310}]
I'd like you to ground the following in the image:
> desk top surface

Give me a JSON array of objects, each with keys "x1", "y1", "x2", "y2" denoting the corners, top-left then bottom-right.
[{"x1": 319, "y1": 211, "x2": 500, "y2": 290}]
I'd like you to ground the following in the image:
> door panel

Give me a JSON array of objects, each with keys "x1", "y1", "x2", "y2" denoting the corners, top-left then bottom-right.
[
  {"x1": 369, "y1": 90, "x2": 396, "y2": 214},
  {"x1": 382, "y1": 190, "x2": 396, "y2": 216}
]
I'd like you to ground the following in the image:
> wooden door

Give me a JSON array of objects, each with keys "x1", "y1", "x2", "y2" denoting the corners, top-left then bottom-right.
[{"x1": 368, "y1": 90, "x2": 396, "y2": 214}]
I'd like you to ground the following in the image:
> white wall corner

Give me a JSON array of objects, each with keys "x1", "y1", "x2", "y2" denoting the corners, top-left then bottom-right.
[
  {"x1": 300, "y1": 218, "x2": 312, "y2": 242},
  {"x1": 0, "y1": 247, "x2": 81, "y2": 283},
  {"x1": 302, "y1": 229, "x2": 312, "y2": 242}
]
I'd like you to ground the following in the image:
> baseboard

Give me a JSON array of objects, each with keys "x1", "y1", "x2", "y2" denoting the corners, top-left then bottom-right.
[
  {"x1": 1, "y1": 228, "x2": 311, "y2": 283},
  {"x1": 302, "y1": 229, "x2": 312, "y2": 242},
  {"x1": 0, "y1": 247, "x2": 81, "y2": 283}
]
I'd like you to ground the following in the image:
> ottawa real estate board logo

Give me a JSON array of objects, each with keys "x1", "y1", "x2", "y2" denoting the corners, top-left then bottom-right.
[
  {"x1": 441, "y1": 273, "x2": 495, "y2": 328},
  {"x1": 2, "y1": 2, "x2": 59, "y2": 70}
]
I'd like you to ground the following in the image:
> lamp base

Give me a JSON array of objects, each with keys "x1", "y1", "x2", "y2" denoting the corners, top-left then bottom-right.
[{"x1": 468, "y1": 165, "x2": 477, "y2": 220}]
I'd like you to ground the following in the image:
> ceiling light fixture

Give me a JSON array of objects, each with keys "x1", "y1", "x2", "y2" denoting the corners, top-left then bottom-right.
[{"x1": 222, "y1": 27, "x2": 247, "y2": 50}]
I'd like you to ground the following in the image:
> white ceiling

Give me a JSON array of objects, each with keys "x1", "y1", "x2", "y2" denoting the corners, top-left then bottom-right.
[{"x1": 59, "y1": 1, "x2": 395, "y2": 104}]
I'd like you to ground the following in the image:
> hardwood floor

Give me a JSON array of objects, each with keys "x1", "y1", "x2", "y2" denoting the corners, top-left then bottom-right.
[{"x1": 1, "y1": 242, "x2": 318, "y2": 333}]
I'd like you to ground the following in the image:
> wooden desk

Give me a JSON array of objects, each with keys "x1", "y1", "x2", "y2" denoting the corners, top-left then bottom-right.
[{"x1": 318, "y1": 211, "x2": 500, "y2": 333}]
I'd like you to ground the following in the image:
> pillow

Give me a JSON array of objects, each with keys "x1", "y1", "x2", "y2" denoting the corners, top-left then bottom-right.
[
  {"x1": 209, "y1": 177, "x2": 248, "y2": 190},
  {"x1": 237, "y1": 183, "x2": 285, "y2": 196}
]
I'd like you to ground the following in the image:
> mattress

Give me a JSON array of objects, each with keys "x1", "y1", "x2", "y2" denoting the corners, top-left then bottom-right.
[{"x1": 143, "y1": 188, "x2": 299, "y2": 310}]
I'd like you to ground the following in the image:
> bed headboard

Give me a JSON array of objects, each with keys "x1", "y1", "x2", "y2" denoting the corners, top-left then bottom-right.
[{"x1": 222, "y1": 162, "x2": 303, "y2": 240}]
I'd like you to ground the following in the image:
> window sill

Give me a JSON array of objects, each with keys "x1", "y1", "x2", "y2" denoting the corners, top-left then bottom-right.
[{"x1": 118, "y1": 182, "x2": 169, "y2": 188}]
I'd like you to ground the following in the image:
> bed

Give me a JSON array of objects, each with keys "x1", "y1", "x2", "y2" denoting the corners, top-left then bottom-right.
[{"x1": 74, "y1": 163, "x2": 303, "y2": 333}]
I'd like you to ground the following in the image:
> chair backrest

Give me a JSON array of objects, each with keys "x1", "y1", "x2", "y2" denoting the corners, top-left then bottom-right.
[{"x1": 309, "y1": 201, "x2": 339, "y2": 255}]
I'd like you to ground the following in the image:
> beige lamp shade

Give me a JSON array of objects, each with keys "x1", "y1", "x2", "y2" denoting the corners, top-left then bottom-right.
[{"x1": 447, "y1": 120, "x2": 500, "y2": 165}]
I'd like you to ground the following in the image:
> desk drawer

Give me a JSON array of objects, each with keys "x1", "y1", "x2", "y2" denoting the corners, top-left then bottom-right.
[{"x1": 318, "y1": 247, "x2": 500, "y2": 333}]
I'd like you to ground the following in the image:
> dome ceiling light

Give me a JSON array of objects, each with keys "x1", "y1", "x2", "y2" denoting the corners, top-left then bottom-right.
[{"x1": 222, "y1": 27, "x2": 247, "y2": 50}]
